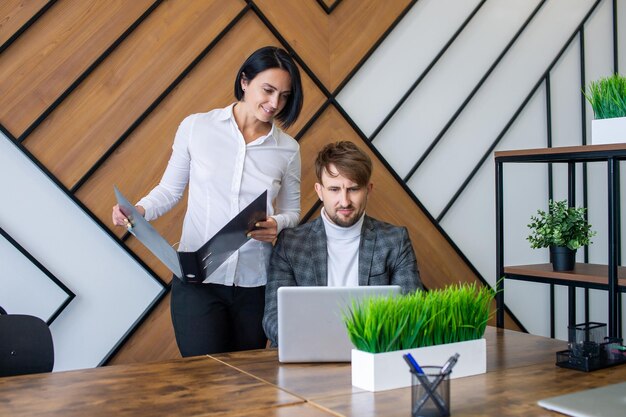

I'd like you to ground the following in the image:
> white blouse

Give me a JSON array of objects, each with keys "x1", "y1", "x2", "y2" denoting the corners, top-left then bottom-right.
[{"x1": 137, "y1": 104, "x2": 301, "y2": 287}]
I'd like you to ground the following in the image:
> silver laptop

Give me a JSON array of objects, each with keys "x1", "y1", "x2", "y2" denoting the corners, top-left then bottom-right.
[
  {"x1": 277, "y1": 285, "x2": 402, "y2": 363},
  {"x1": 537, "y1": 381, "x2": 626, "y2": 417}
]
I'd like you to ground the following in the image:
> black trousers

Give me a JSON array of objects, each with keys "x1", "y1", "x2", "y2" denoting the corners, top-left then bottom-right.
[{"x1": 170, "y1": 278, "x2": 267, "y2": 357}]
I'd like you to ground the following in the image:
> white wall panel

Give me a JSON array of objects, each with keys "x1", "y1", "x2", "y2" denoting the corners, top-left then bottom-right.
[
  {"x1": 0, "y1": 233, "x2": 70, "y2": 322},
  {"x1": 0, "y1": 133, "x2": 164, "y2": 371},
  {"x1": 371, "y1": 0, "x2": 541, "y2": 179},
  {"x1": 550, "y1": 35, "x2": 584, "y2": 149},
  {"x1": 337, "y1": 0, "x2": 482, "y2": 136},
  {"x1": 408, "y1": 0, "x2": 596, "y2": 217},
  {"x1": 442, "y1": 84, "x2": 551, "y2": 336}
]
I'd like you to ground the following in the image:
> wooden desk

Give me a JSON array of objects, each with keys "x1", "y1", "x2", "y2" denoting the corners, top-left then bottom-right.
[
  {"x1": 0, "y1": 355, "x2": 331, "y2": 417},
  {"x1": 1, "y1": 327, "x2": 625, "y2": 416},
  {"x1": 211, "y1": 327, "x2": 626, "y2": 416}
]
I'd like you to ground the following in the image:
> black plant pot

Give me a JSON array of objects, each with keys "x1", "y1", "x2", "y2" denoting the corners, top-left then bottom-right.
[{"x1": 550, "y1": 246, "x2": 577, "y2": 271}]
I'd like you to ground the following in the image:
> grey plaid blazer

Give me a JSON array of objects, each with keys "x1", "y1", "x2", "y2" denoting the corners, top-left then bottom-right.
[{"x1": 262, "y1": 215, "x2": 422, "y2": 347}]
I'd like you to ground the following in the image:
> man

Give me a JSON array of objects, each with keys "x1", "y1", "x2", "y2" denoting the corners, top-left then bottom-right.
[{"x1": 263, "y1": 140, "x2": 423, "y2": 346}]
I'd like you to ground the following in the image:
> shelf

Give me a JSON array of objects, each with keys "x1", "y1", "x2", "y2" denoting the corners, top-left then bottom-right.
[
  {"x1": 495, "y1": 145, "x2": 623, "y2": 336},
  {"x1": 495, "y1": 144, "x2": 626, "y2": 163},
  {"x1": 504, "y1": 263, "x2": 626, "y2": 292}
]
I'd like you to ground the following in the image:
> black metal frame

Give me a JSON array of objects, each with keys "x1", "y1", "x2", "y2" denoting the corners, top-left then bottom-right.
[
  {"x1": 0, "y1": 0, "x2": 58, "y2": 55},
  {"x1": 316, "y1": 0, "x2": 343, "y2": 15},
  {"x1": 0, "y1": 225, "x2": 74, "y2": 325},
  {"x1": 495, "y1": 146, "x2": 626, "y2": 339},
  {"x1": 17, "y1": 0, "x2": 163, "y2": 144}
]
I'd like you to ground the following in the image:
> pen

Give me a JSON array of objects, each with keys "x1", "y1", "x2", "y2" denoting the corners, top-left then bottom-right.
[
  {"x1": 403, "y1": 353, "x2": 424, "y2": 374},
  {"x1": 440, "y1": 353, "x2": 460, "y2": 376}
]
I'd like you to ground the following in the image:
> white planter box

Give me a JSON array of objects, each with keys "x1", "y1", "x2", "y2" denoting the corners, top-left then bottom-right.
[
  {"x1": 591, "y1": 117, "x2": 626, "y2": 145},
  {"x1": 351, "y1": 338, "x2": 486, "y2": 392}
]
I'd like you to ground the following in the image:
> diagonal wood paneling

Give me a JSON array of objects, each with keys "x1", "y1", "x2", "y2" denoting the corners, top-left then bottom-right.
[
  {"x1": 21, "y1": 0, "x2": 246, "y2": 188},
  {"x1": 0, "y1": 0, "x2": 49, "y2": 48},
  {"x1": 255, "y1": 0, "x2": 412, "y2": 91},
  {"x1": 75, "y1": 9, "x2": 326, "y2": 258},
  {"x1": 0, "y1": 0, "x2": 157, "y2": 136}
]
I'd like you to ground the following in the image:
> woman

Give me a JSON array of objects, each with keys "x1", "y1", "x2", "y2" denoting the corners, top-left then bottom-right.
[{"x1": 112, "y1": 46, "x2": 303, "y2": 356}]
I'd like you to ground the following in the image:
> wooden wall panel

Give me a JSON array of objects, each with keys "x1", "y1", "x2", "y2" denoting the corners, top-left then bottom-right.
[
  {"x1": 0, "y1": 0, "x2": 156, "y2": 136},
  {"x1": 22, "y1": 0, "x2": 246, "y2": 188},
  {"x1": 254, "y1": 0, "x2": 412, "y2": 91},
  {"x1": 0, "y1": 0, "x2": 48, "y2": 47},
  {"x1": 254, "y1": 0, "x2": 330, "y2": 87},
  {"x1": 74, "y1": 10, "x2": 326, "y2": 258}
]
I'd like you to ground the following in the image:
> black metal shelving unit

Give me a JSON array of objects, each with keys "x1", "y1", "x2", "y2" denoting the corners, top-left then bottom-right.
[{"x1": 495, "y1": 144, "x2": 626, "y2": 338}]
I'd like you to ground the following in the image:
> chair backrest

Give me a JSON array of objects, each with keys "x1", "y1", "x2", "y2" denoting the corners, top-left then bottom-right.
[{"x1": 0, "y1": 313, "x2": 54, "y2": 377}]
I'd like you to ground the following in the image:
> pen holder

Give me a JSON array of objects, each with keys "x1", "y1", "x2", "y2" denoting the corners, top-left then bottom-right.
[
  {"x1": 411, "y1": 366, "x2": 450, "y2": 417},
  {"x1": 568, "y1": 322, "x2": 606, "y2": 359}
]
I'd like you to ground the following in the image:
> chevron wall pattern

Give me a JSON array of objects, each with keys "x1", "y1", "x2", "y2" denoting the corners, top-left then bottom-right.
[{"x1": 0, "y1": 0, "x2": 624, "y2": 370}]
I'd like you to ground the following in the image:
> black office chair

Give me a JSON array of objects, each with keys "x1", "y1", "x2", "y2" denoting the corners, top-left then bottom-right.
[{"x1": 0, "y1": 308, "x2": 54, "y2": 377}]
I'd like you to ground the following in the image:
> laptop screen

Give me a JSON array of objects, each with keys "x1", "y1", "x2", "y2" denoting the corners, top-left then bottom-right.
[{"x1": 277, "y1": 285, "x2": 401, "y2": 363}]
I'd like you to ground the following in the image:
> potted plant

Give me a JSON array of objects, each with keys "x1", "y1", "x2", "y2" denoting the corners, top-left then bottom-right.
[
  {"x1": 343, "y1": 282, "x2": 495, "y2": 391},
  {"x1": 584, "y1": 73, "x2": 626, "y2": 145},
  {"x1": 527, "y1": 200, "x2": 596, "y2": 271}
]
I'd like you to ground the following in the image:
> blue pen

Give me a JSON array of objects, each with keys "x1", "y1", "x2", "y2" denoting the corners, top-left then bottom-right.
[{"x1": 403, "y1": 353, "x2": 424, "y2": 374}]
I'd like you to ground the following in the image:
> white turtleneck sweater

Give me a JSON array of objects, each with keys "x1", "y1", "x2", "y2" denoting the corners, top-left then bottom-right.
[{"x1": 320, "y1": 208, "x2": 365, "y2": 287}]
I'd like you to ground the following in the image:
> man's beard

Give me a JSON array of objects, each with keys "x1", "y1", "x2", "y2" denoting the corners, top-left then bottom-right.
[{"x1": 331, "y1": 206, "x2": 361, "y2": 227}]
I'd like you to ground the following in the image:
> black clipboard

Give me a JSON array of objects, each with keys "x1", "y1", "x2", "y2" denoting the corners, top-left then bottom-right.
[{"x1": 114, "y1": 187, "x2": 267, "y2": 283}]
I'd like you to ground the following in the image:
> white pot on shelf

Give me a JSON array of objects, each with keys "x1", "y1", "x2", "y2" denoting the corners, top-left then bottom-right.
[
  {"x1": 351, "y1": 338, "x2": 486, "y2": 392},
  {"x1": 591, "y1": 117, "x2": 626, "y2": 145}
]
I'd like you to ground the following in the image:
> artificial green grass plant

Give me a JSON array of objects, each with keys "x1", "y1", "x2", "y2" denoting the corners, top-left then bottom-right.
[
  {"x1": 343, "y1": 283, "x2": 495, "y2": 354},
  {"x1": 584, "y1": 73, "x2": 626, "y2": 119}
]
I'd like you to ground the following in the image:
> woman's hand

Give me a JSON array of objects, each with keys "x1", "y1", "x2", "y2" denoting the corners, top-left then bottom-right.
[
  {"x1": 248, "y1": 217, "x2": 277, "y2": 243},
  {"x1": 112, "y1": 204, "x2": 145, "y2": 229}
]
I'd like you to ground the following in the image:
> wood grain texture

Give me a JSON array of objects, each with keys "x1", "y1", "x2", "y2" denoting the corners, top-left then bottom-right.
[
  {"x1": 254, "y1": 0, "x2": 412, "y2": 91},
  {"x1": 505, "y1": 263, "x2": 626, "y2": 288},
  {"x1": 495, "y1": 143, "x2": 626, "y2": 159},
  {"x1": 106, "y1": 292, "x2": 180, "y2": 366},
  {"x1": 254, "y1": 0, "x2": 330, "y2": 87},
  {"x1": 22, "y1": 0, "x2": 246, "y2": 188},
  {"x1": 210, "y1": 327, "x2": 567, "y2": 402},
  {"x1": 314, "y1": 360, "x2": 626, "y2": 417},
  {"x1": 0, "y1": 0, "x2": 156, "y2": 136},
  {"x1": 0, "y1": 327, "x2": 592, "y2": 417},
  {"x1": 75, "y1": 9, "x2": 325, "y2": 274},
  {"x1": 0, "y1": 356, "x2": 304, "y2": 417},
  {"x1": 0, "y1": 0, "x2": 48, "y2": 48}
]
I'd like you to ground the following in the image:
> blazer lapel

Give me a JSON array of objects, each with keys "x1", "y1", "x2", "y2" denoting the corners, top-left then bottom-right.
[
  {"x1": 358, "y1": 215, "x2": 376, "y2": 286},
  {"x1": 310, "y1": 217, "x2": 328, "y2": 286}
]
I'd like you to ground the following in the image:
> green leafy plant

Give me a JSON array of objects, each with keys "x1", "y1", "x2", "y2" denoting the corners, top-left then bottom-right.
[
  {"x1": 584, "y1": 73, "x2": 626, "y2": 119},
  {"x1": 342, "y1": 283, "x2": 495, "y2": 354},
  {"x1": 527, "y1": 200, "x2": 596, "y2": 250}
]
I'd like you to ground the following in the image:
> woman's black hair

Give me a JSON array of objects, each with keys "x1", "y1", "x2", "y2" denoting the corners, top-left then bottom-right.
[{"x1": 234, "y1": 46, "x2": 303, "y2": 128}]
